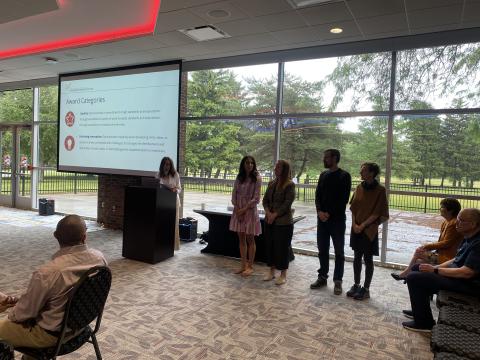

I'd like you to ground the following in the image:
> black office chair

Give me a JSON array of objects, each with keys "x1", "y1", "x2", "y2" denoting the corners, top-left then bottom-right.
[{"x1": 15, "y1": 265, "x2": 112, "y2": 360}]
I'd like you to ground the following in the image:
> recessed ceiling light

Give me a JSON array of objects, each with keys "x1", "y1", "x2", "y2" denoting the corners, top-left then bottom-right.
[
  {"x1": 179, "y1": 25, "x2": 230, "y2": 42},
  {"x1": 44, "y1": 57, "x2": 58, "y2": 64},
  {"x1": 207, "y1": 9, "x2": 230, "y2": 19},
  {"x1": 330, "y1": 27, "x2": 343, "y2": 34}
]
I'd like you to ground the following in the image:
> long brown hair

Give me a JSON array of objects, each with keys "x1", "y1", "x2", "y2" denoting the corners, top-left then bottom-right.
[
  {"x1": 237, "y1": 155, "x2": 259, "y2": 183},
  {"x1": 275, "y1": 159, "x2": 292, "y2": 189},
  {"x1": 159, "y1": 157, "x2": 176, "y2": 178}
]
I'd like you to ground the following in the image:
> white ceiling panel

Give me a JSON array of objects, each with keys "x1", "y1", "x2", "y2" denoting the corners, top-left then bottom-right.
[
  {"x1": 0, "y1": 0, "x2": 58, "y2": 25},
  {"x1": 365, "y1": 29, "x2": 411, "y2": 41},
  {"x1": 230, "y1": 0, "x2": 292, "y2": 17},
  {"x1": 463, "y1": 1, "x2": 480, "y2": 23},
  {"x1": 298, "y1": 2, "x2": 353, "y2": 26},
  {"x1": 0, "y1": 56, "x2": 50, "y2": 70},
  {"x1": 188, "y1": 2, "x2": 249, "y2": 24},
  {"x1": 155, "y1": 9, "x2": 207, "y2": 33},
  {"x1": 256, "y1": 11, "x2": 309, "y2": 32},
  {"x1": 159, "y1": 0, "x2": 218, "y2": 13},
  {"x1": 405, "y1": 0, "x2": 464, "y2": 11},
  {"x1": 58, "y1": 44, "x2": 118, "y2": 59},
  {"x1": 357, "y1": 13, "x2": 408, "y2": 35},
  {"x1": 205, "y1": 33, "x2": 281, "y2": 53},
  {"x1": 408, "y1": 4, "x2": 463, "y2": 29},
  {"x1": 148, "y1": 42, "x2": 210, "y2": 59},
  {"x1": 0, "y1": 74, "x2": 14, "y2": 82},
  {"x1": 152, "y1": 31, "x2": 197, "y2": 47},
  {"x1": 106, "y1": 51, "x2": 161, "y2": 66},
  {"x1": 215, "y1": 18, "x2": 269, "y2": 37},
  {"x1": 269, "y1": 26, "x2": 326, "y2": 45},
  {"x1": 149, "y1": 44, "x2": 201, "y2": 59},
  {"x1": 271, "y1": 20, "x2": 361, "y2": 46},
  {"x1": 462, "y1": 21, "x2": 480, "y2": 29},
  {"x1": 347, "y1": 0, "x2": 405, "y2": 19},
  {"x1": 5, "y1": 68, "x2": 53, "y2": 80}
]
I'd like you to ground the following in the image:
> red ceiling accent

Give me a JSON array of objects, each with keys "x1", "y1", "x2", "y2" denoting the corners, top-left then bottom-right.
[{"x1": 0, "y1": 0, "x2": 161, "y2": 59}]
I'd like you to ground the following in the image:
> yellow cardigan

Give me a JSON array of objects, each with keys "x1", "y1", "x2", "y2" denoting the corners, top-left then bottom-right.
[{"x1": 423, "y1": 218, "x2": 464, "y2": 263}]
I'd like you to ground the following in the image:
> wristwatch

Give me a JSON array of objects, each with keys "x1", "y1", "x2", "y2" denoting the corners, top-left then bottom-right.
[{"x1": 434, "y1": 267, "x2": 439, "y2": 274}]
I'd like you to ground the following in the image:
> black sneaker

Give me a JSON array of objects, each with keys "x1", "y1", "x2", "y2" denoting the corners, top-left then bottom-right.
[
  {"x1": 353, "y1": 287, "x2": 370, "y2": 300},
  {"x1": 333, "y1": 281, "x2": 342, "y2": 295},
  {"x1": 346, "y1": 284, "x2": 360, "y2": 297},
  {"x1": 402, "y1": 309, "x2": 414, "y2": 319},
  {"x1": 310, "y1": 278, "x2": 327, "y2": 289},
  {"x1": 402, "y1": 320, "x2": 433, "y2": 333},
  {"x1": 0, "y1": 341, "x2": 14, "y2": 360}
]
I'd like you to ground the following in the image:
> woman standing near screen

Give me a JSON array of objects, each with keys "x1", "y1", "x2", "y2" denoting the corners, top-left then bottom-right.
[
  {"x1": 262, "y1": 159, "x2": 295, "y2": 285},
  {"x1": 230, "y1": 156, "x2": 262, "y2": 276},
  {"x1": 156, "y1": 157, "x2": 182, "y2": 251}
]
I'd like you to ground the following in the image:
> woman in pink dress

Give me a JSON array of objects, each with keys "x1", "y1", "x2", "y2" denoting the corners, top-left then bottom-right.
[{"x1": 230, "y1": 156, "x2": 262, "y2": 276}]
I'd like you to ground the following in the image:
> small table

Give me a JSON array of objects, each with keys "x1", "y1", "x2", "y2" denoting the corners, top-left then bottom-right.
[{"x1": 194, "y1": 208, "x2": 305, "y2": 263}]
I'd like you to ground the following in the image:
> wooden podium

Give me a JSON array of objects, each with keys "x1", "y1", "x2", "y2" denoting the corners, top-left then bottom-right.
[{"x1": 123, "y1": 185, "x2": 176, "y2": 264}]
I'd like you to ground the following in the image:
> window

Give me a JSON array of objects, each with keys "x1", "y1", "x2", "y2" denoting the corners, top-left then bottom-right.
[
  {"x1": 186, "y1": 64, "x2": 278, "y2": 117},
  {"x1": 396, "y1": 43, "x2": 480, "y2": 110},
  {"x1": 284, "y1": 53, "x2": 391, "y2": 113}
]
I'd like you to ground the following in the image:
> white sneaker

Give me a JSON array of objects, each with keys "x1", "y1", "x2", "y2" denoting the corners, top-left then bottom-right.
[{"x1": 263, "y1": 273, "x2": 275, "y2": 281}]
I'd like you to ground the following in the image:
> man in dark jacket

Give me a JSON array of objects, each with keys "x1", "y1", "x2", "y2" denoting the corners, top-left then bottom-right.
[{"x1": 310, "y1": 149, "x2": 351, "y2": 295}]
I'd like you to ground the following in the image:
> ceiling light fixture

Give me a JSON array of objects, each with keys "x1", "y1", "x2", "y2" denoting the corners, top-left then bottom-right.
[
  {"x1": 330, "y1": 27, "x2": 343, "y2": 34},
  {"x1": 179, "y1": 25, "x2": 230, "y2": 42},
  {"x1": 44, "y1": 57, "x2": 58, "y2": 64}
]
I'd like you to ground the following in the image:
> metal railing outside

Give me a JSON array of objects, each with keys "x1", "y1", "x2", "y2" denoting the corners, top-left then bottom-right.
[
  {"x1": 5, "y1": 169, "x2": 479, "y2": 212},
  {"x1": 37, "y1": 167, "x2": 98, "y2": 194},
  {"x1": 182, "y1": 176, "x2": 480, "y2": 213}
]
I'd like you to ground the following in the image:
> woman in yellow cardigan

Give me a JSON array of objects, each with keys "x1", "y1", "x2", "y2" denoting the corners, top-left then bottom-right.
[{"x1": 391, "y1": 197, "x2": 463, "y2": 281}]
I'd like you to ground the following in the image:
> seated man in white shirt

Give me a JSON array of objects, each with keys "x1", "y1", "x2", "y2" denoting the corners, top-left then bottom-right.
[{"x1": 0, "y1": 214, "x2": 107, "y2": 359}]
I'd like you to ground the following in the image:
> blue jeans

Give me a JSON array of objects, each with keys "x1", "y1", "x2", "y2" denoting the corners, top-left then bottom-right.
[{"x1": 317, "y1": 218, "x2": 345, "y2": 281}]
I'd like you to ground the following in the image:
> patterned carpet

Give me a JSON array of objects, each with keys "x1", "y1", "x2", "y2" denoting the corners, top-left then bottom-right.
[{"x1": 0, "y1": 214, "x2": 433, "y2": 359}]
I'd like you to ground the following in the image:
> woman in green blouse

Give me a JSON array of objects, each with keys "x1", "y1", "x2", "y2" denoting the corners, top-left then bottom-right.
[{"x1": 262, "y1": 160, "x2": 296, "y2": 285}]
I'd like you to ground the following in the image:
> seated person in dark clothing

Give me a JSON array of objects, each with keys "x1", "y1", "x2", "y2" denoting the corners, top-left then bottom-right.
[{"x1": 403, "y1": 208, "x2": 480, "y2": 332}]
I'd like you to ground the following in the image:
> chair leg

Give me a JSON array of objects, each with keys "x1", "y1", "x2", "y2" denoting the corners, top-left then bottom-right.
[{"x1": 91, "y1": 334, "x2": 102, "y2": 360}]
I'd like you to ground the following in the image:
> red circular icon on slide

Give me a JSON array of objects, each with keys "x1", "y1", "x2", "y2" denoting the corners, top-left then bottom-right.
[
  {"x1": 64, "y1": 136, "x2": 75, "y2": 151},
  {"x1": 65, "y1": 111, "x2": 75, "y2": 127}
]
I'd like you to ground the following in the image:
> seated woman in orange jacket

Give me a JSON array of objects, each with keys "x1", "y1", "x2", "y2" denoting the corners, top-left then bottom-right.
[{"x1": 391, "y1": 197, "x2": 463, "y2": 280}]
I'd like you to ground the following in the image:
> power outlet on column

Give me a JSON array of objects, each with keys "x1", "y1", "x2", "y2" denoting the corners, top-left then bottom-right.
[{"x1": 112, "y1": 205, "x2": 116, "y2": 213}]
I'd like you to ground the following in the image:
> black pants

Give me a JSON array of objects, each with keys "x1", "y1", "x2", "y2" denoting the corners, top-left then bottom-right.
[
  {"x1": 406, "y1": 264, "x2": 479, "y2": 328},
  {"x1": 353, "y1": 249, "x2": 374, "y2": 289},
  {"x1": 265, "y1": 223, "x2": 293, "y2": 271},
  {"x1": 317, "y1": 218, "x2": 345, "y2": 281},
  {"x1": 0, "y1": 341, "x2": 14, "y2": 360}
]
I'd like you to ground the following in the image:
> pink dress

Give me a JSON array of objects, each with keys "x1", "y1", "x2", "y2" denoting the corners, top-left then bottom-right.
[{"x1": 229, "y1": 176, "x2": 262, "y2": 236}]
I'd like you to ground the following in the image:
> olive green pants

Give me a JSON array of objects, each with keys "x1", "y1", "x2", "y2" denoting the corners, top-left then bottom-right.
[{"x1": 0, "y1": 319, "x2": 57, "y2": 359}]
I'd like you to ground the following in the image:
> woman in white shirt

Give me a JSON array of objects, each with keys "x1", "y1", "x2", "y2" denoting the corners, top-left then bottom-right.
[{"x1": 156, "y1": 157, "x2": 182, "y2": 250}]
